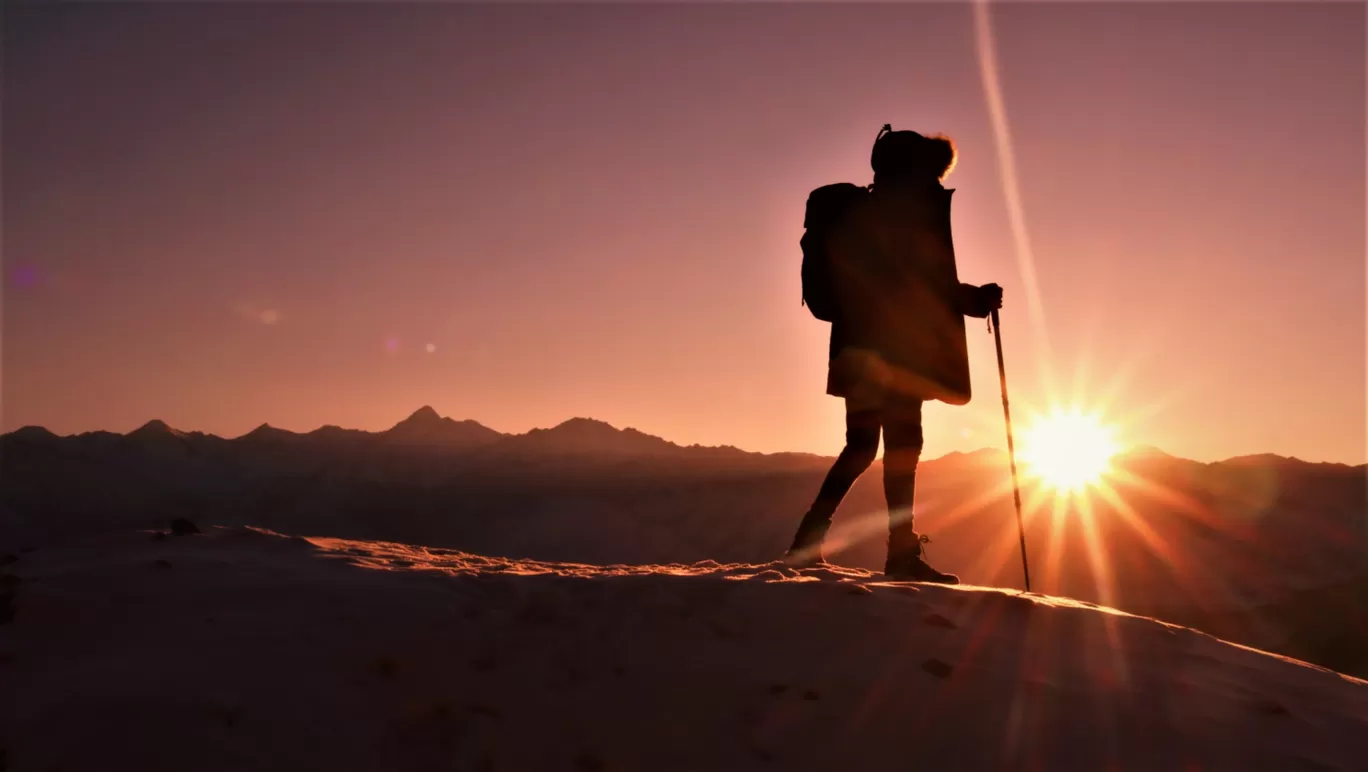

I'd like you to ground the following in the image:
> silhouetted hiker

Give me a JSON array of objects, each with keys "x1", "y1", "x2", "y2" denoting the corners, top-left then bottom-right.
[{"x1": 788, "y1": 125, "x2": 1003, "y2": 583}]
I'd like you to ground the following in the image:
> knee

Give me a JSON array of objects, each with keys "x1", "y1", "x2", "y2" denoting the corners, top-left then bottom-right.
[
  {"x1": 883, "y1": 431, "x2": 923, "y2": 475},
  {"x1": 885, "y1": 422, "x2": 924, "y2": 456},
  {"x1": 895, "y1": 435, "x2": 924, "y2": 459},
  {"x1": 883, "y1": 446, "x2": 922, "y2": 476},
  {"x1": 841, "y1": 435, "x2": 880, "y2": 469}
]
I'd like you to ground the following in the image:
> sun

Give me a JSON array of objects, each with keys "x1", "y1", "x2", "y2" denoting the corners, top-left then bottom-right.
[{"x1": 1018, "y1": 408, "x2": 1121, "y2": 494}]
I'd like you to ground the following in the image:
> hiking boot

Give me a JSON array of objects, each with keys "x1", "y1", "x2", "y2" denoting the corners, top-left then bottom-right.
[
  {"x1": 884, "y1": 533, "x2": 959, "y2": 584},
  {"x1": 884, "y1": 552, "x2": 959, "y2": 583}
]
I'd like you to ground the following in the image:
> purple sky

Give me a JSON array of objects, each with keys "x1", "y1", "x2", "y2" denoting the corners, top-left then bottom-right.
[{"x1": 3, "y1": 2, "x2": 1364, "y2": 462}]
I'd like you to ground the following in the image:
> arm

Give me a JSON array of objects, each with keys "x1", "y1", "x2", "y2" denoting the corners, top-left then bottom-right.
[{"x1": 957, "y1": 283, "x2": 1003, "y2": 318}]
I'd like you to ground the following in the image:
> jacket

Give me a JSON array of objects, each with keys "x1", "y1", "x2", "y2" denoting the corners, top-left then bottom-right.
[{"x1": 824, "y1": 181, "x2": 984, "y2": 406}]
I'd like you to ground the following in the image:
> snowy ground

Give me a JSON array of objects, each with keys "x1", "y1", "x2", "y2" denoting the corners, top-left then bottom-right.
[{"x1": 2, "y1": 526, "x2": 1366, "y2": 771}]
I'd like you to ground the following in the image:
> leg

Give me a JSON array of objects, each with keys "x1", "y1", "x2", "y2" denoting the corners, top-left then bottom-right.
[
  {"x1": 881, "y1": 399, "x2": 924, "y2": 549},
  {"x1": 882, "y1": 400, "x2": 957, "y2": 583},
  {"x1": 788, "y1": 405, "x2": 882, "y2": 560}
]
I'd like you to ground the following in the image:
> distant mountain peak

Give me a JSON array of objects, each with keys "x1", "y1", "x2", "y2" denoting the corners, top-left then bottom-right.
[
  {"x1": 306, "y1": 424, "x2": 370, "y2": 442},
  {"x1": 548, "y1": 417, "x2": 619, "y2": 434},
  {"x1": 1218, "y1": 452, "x2": 1298, "y2": 467},
  {"x1": 382, "y1": 407, "x2": 502, "y2": 448},
  {"x1": 510, "y1": 417, "x2": 677, "y2": 456},
  {"x1": 387, "y1": 406, "x2": 454, "y2": 434},
  {"x1": 538, "y1": 417, "x2": 666, "y2": 442},
  {"x1": 129, "y1": 419, "x2": 185, "y2": 439},
  {"x1": 239, "y1": 423, "x2": 298, "y2": 442},
  {"x1": 403, "y1": 406, "x2": 443, "y2": 424},
  {"x1": 7, "y1": 425, "x2": 58, "y2": 441}
]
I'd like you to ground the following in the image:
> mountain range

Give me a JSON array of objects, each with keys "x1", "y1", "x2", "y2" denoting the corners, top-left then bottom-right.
[{"x1": 3, "y1": 406, "x2": 1366, "y2": 675}]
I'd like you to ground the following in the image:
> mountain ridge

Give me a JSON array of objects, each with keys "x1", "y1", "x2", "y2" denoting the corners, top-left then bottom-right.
[{"x1": 6, "y1": 407, "x2": 1359, "y2": 467}]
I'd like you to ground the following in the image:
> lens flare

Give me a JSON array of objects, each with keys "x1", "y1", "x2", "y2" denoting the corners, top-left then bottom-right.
[{"x1": 1019, "y1": 408, "x2": 1121, "y2": 495}]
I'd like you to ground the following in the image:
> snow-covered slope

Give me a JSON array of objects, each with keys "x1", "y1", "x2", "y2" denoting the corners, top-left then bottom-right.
[{"x1": 2, "y1": 527, "x2": 1365, "y2": 771}]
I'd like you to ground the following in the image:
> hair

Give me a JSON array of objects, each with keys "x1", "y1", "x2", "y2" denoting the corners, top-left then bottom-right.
[{"x1": 923, "y1": 134, "x2": 958, "y2": 182}]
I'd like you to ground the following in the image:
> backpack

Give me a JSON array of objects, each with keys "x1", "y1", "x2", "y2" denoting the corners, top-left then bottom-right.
[{"x1": 801, "y1": 182, "x2": 868, "y2": 322}]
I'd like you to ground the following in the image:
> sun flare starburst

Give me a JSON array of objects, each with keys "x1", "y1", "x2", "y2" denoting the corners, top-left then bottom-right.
[{"x1": 1018, "y1": 408, "x2": 1121, "y2": 494}]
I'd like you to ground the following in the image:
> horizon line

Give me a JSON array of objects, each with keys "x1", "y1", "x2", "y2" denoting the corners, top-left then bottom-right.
[{"x1": 3, "y1": 407, "x2": 1361, "y2": 468}]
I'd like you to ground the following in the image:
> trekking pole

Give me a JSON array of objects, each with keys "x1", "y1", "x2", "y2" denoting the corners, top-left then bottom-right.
[{"x1": 990, "y1": 309, "x2": 1032, "y2": 593}]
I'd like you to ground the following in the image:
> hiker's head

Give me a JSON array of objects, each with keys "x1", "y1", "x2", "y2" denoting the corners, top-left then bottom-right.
[{"x1": 871, "y1": 127, "x2": 957, "y2": 184}]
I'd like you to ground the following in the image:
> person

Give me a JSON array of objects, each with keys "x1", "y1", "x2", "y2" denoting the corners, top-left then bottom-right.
[{"x1": 786, "y1": 126, "x2": 1003, "y2": 583}]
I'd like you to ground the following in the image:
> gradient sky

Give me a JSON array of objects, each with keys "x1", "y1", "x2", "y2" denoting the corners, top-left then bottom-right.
[{"x1": 4, "y1": 2, "x2": 1365, "y2": 463}]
